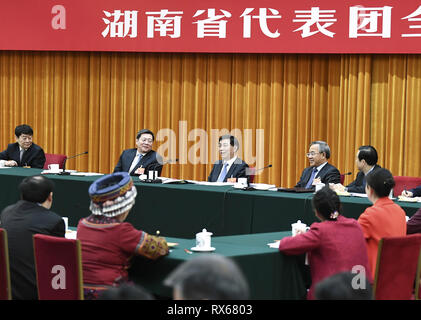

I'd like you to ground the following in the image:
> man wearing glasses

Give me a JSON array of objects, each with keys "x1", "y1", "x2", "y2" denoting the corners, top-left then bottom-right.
[
  {"x1": 114, "y1": 129, "x2": 163, "y2": 176},
  {"x1": 295, "y1": 140, "x2": 341, "y2": 189}
]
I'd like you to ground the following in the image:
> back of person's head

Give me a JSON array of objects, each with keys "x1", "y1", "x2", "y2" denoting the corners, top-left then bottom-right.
[
  {"x1": 315, "y1": 271, "x2": 373, "y2": 300},
  {"x1": 136, "y1": 129, "x2": 155, "y2": 141},
  {"x1": 164, "y1": 254, "x2": 250, "y2": 300},
  {"x1": 366, "y1": 168, "x2": 395, "y2": 198},
  {"x1": 358, "y1": 145, "x2": 378, "y2": 166},
  {"x1": 15, "y1": 124, "x2": 33, "y2": 138},
  {"x1": 19, "y1": 175, "x2": 54, "y2": 203},
  {"x1": 99, "y1": 283, "x2": 154, "y2": 300},
  {"x1": 312, "y1": 186, "x2": 341, "y2": 220},
  {"x1": 219, "y1": 135, "x2": 239, "y2": 150},
  {"x1": 310, "y1": 141, "x2": 331, "y2": 159}
]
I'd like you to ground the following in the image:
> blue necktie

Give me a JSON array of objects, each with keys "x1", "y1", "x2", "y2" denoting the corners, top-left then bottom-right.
[
  {"x1": 305, "y1": 167, "x2": 318, "y2": 189},
  {"x1": 217, "y1": 163, "x2": 228, "y2": 182}
]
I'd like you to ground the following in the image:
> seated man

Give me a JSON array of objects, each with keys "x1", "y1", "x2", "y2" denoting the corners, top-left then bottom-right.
[
  {"x1": 401, "y1": 184, "x2": 421, "y2": 198},
  {"x1": 331, "y1": 145, "x2": 381, "y2": 193},
  {"x1": 0, "y1": 175, "x2": 65, "y2": 300},
  {"x1": 0, "y1": 124, "x2": 46, "y2": 168},
  {"x1": 295, "y1": 140, "x2": 341, "y2": 189},
  {"x1": 208, "y1": 135, "x2": 248, "y2": 182},
  {"x1": 114, "y1": 129, "x2": 163, "y2": 176}
]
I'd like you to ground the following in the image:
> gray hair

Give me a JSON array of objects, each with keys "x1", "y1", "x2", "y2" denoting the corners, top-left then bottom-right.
[{"x1": 310, "y1": 141, "x2": 331, "y2": 159}]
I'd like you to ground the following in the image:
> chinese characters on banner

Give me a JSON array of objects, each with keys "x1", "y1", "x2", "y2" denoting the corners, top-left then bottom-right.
[{"x1": 0, "y1": 0, "x2": 420, "y2": 53}]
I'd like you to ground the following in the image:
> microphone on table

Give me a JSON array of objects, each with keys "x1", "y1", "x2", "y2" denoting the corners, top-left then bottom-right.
[
  {"x1": 59, "y1": 151, "x2": 88, "y2": 175},
  {"x1": 243, "y1": 164, "x2": 272, "y2": 190},
  {"x1": 246, "y1": 164, "x2": 272, "y2": 179}
]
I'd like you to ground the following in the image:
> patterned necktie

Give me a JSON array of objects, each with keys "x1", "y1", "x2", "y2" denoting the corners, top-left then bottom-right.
[
  {"x1": 20, "y1": 149, "x2": 25, "y2": 162},
  {"x1": 217, "y1": 163, "x2": 229, "y2": 182},
  {"x1": 305, "y1": 167, "x2": 318, "y2": 189}
]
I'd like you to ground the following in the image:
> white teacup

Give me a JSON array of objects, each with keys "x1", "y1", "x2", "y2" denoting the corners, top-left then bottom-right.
[
  {"x1": 291, "y1": 220, "x2": 309, "y2": 236},
  {"x1": 195, "y1": 228, "x2": 213, "y2": 248},
  {"x1": 238, "y1": 177, "x2": 248, "y2": 186},
  {"x1": 48, "y1": 164, "x2": 60, "y2": 172},
  {"x1": 139, "y1": 174, "x2": 147, "y2": 181}
]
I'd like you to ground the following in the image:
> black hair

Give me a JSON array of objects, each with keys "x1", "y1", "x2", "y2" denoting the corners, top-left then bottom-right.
[
  {"x1": 312, "y1": 186, "x2": 341, "y2": 220},
  {"x1": 19, "y1": 175, "x2": 54, "y2": 203},
  {"x1": 315, "y1": 271, "x2": 373, "y2": 300},
  {"x1": 358, "y1": 145, "x2": 378, "y2": 166},
  {"x1": 310, "y1": 141, "x2": 331, "y2": 159},
  {"x1": 219, "y1": 135, "x2": 239, "y2": 149},
  {"x1": 15, "y1": 124, "x2": 33, "y2": 138},
  {"x1": 136, "y1": 129, "x2": 154, "y2": 141},
  {"x1": 366, "y1": 168, "x2": 395, "y2": 198}
]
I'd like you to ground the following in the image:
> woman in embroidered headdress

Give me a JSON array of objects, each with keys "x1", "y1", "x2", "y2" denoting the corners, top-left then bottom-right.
[
  {"x1": 76, "y1": 172, "x2": 168, "y2": 299},
  {"x1": 278, "y1": 186, "x2": 371, "y2": 300}
]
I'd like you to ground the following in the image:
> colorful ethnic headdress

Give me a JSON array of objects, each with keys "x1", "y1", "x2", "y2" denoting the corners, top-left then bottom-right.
[{"x1": 88, "y1": 172, "x2": 137, "y2": 217}]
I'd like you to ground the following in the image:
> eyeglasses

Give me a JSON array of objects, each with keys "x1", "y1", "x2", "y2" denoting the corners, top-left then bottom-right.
[{"x1": 306, "y1": 152, "x2": 322, "y2": 157}]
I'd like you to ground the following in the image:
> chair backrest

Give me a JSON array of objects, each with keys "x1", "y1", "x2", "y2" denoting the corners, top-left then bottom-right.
[
  {"x1": 43, "y1": 153, "x2": 67, "y2": 169},
  {"x1": 340, "y1": 174, "x2": 345, "y2": 185},
  {"x1": 373, "y1": 234, "x2": 421, "y2": 300},
  {"x1": 33, "y1": 234, "x2": 84, "y2": 300},
  {"x1": 0, "y1": 229, "x2": 12, "y2": 300},
  {"x1": 393, "y1": 176, "x2": 421, "y2": 197}
]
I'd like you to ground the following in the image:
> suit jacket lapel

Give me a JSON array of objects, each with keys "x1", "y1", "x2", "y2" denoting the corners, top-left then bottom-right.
[
  {"x1": 127, "y1": 149, "x2": 138, "y2": 173},
  {"x1": 225, "y1": 164, "x2": 237, "y2": 180},
  {"x1": 213, "y1": 161, "x2": 223, "y2": 181}
]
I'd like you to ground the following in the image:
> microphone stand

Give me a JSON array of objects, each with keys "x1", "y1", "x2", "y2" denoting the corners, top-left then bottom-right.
[
  {"x1": 242, "y1": 164, "x2": 273, "y2": 191},
  {"x1": 59, "y1": 151, "x2": 89, "y2": 175}
]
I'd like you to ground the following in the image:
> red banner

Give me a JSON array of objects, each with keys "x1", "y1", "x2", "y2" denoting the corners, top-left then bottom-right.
[{"x1": 1, "y1": 0, "x2": 421, "y2": 53}]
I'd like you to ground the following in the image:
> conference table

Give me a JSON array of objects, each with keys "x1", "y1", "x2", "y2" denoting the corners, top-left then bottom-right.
[
  {"x1": 1, "y1": 168, "x2": 420, "y2": 239},
  {"x1": 129, "y1": 231, "x2": 309, "y2": 300},
  {"x1": 3, "y1": 168, "x2": 420, "y2": 299}
]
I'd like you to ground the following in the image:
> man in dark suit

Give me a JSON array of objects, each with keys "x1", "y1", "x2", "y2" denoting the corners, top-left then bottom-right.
[
  {"x1": 208, "y1": 135, "x2": 248, "y2": 182},
  {"x1": 0, "y1": 124, "x2": 46, "y2": 168},
  {"x1": 0, "y1": 175, "x2": 65, "y2": 300},
  {"x1": 402, "y1": 185, "x2": 421, "y2": 198},
  {"x1": 295, "y1": 140, "x2": 341, "y2": 189},
  {"x1": 331, "y1": 145, "x2": 381, "y2": 194},
  {"x1": 114, "y1": 129, "x2": 163, "y2": 176}
]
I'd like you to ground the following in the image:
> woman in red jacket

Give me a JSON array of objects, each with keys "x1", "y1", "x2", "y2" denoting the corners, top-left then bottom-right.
[
  {"x1": 278, "y1": 187, "x2": 371, "y2": 300},
  {"x1": 358, "y1": 168, "x2": 407, "y2": 279}
]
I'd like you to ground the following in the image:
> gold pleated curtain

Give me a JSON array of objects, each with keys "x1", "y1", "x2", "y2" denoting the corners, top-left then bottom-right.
[{"x1": 1, "y1": 51, "x2": 420, "y2": 187}]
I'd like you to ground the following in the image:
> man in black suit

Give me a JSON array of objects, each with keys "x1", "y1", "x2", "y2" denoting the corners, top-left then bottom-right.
[
  {"x1": 0, "y1": 124, "x2": 46, "y2": 168},
  {"x1": 295, "y1": 140, "x2": 341, "y2": 189},
  {"x1": 0, "y1": 175, "x2": 65, "y2": 300},
  {"x1": 208, "y1": 135, "x2": 248, "y2": 182},
  {"x1": 331, "y1": 145, "x2": 381, "y2": 194},
  {"x1": 114, "y1": 129, "x2": 163, "y2": 176}
]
